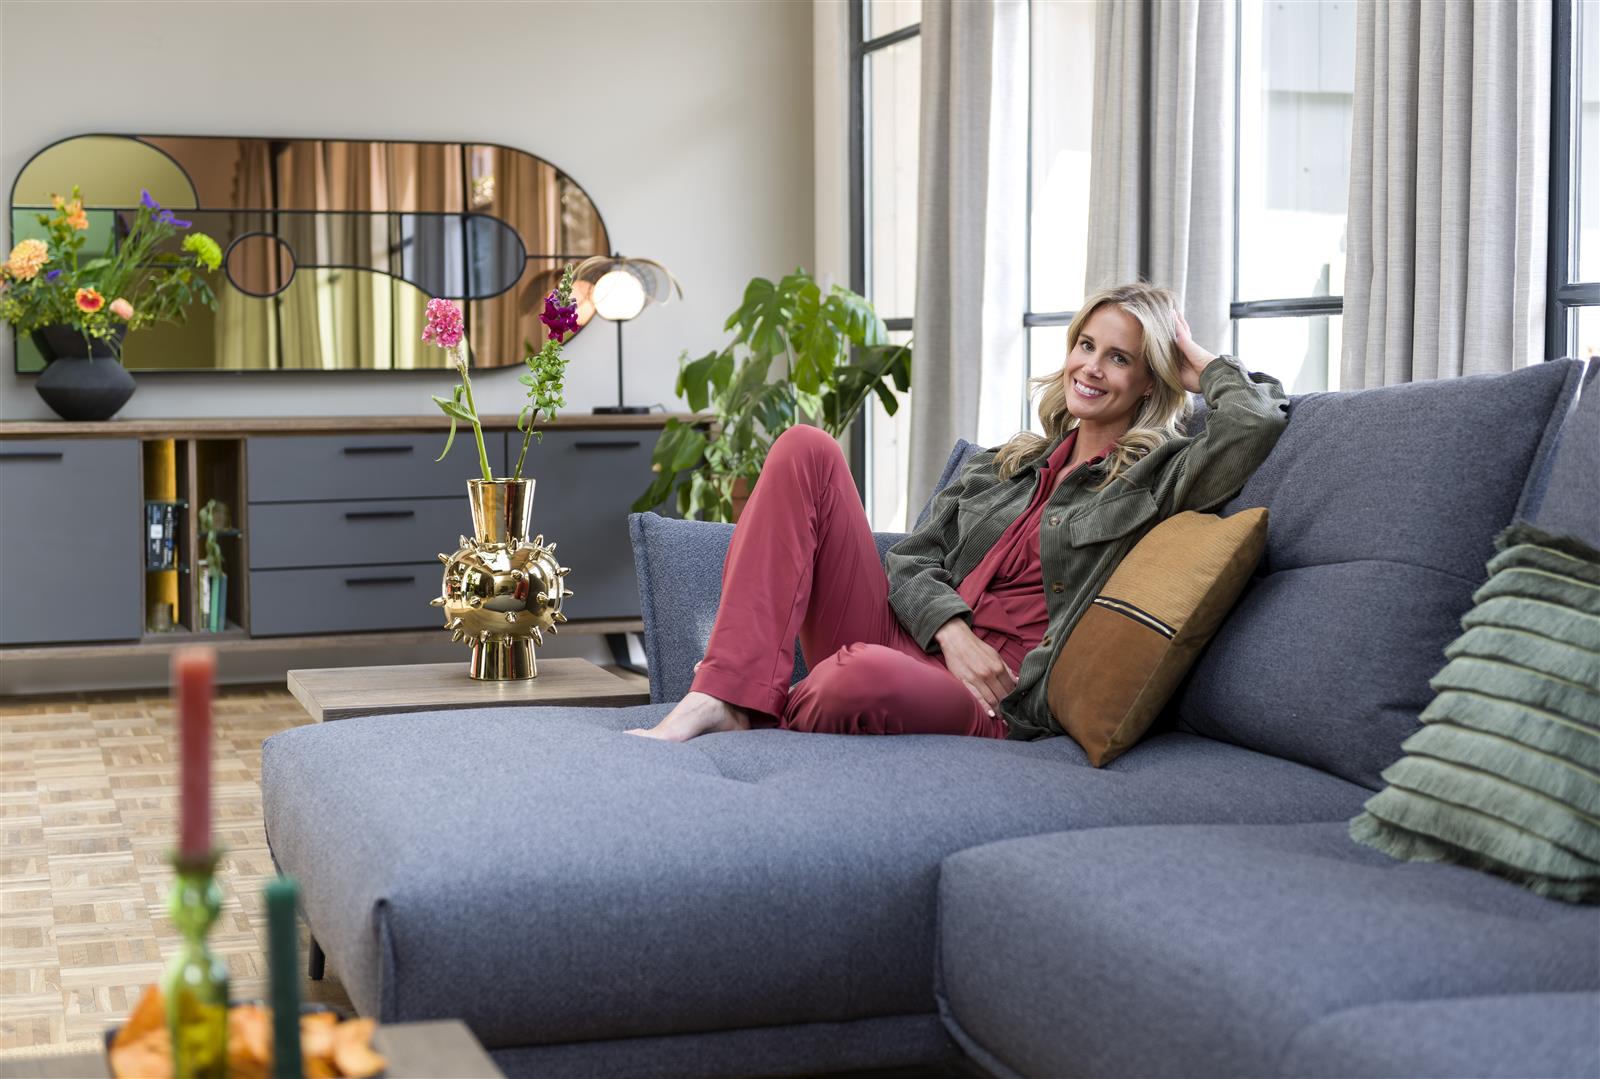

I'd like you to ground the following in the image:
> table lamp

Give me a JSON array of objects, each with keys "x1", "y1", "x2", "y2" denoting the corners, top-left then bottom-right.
[{"x1": 575, "y1": 254, "x2": 682, "y2": 415}]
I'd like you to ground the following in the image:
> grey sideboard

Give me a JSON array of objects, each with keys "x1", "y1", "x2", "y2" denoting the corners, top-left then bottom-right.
[{"x1": 0, "y1": 415, "x2": 686, "y2": 662}]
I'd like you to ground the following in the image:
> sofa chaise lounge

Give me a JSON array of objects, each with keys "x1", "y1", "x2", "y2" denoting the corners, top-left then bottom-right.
[{"x1": 262, "y1": 356, "x2": 1599, "y2": 1078}]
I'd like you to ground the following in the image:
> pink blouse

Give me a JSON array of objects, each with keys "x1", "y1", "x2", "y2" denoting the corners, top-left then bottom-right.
[{"x1": 955, "y1": 430, "x2": 1113, "y2": 672}]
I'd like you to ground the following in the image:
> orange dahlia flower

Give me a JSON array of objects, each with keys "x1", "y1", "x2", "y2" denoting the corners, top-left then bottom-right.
[
  {"x1": 75, "y1": 288, "x2": 105, "y2": 313},
  {"x1": 5, "y1": 239, "x2": 48, "y2": 280}
]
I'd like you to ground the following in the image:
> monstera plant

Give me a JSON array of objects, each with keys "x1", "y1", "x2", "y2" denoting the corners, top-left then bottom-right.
[{"x1": 633, "y1": 269, "x2": 912, "y2": 522}]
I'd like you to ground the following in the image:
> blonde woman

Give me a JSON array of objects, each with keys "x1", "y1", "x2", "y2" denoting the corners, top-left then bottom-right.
[{"x1": 630, "y1": 282, "x2": 1289, "y2": 742}]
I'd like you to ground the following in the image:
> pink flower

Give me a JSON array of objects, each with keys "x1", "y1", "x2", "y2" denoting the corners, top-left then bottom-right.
[
  {"x1": 422, "y1": 297, "x2": 465, "y2": 350},
  {"x1": 110, "y1": 298, "x2": 134, "y2": 320}
]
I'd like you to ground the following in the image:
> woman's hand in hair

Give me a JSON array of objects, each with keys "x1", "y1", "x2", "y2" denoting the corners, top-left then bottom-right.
[
  {"x1": 934, "y1": 618, "x2": 1017, "y2": 718},
  {"x1": 1172, "y1": 310, "x2": 1218, "y2": 394}
]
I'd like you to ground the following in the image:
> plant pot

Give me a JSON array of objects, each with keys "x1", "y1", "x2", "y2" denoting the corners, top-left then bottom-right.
[{"x1": 30, "y1": 326, "x2": 134, "y2": 421}]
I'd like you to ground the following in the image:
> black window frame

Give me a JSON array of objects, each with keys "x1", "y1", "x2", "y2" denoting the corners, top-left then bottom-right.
[{"x1": 1549, "y1": 0, "x2": 1599, "y2": 360}]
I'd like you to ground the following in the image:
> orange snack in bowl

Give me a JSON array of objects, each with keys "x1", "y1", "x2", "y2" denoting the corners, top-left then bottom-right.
[
  {"x1": 332, "y1": 1017, "x2": 386, "y2": 1079},
  {"x1": 108, "y1": 986, "x2": 387, "y2": 1079}
]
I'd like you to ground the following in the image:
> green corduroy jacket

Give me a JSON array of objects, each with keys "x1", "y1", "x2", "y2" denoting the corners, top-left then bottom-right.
[{"x1": 885, "y1": 355, "x2": 1292, "y2": 740}]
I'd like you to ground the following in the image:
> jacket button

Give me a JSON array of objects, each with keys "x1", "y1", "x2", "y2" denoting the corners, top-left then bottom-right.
[
  {"x1": 1051, "y1": 581, "x2": 1064, "y2": 593},
  {"x1": 1041, "y1": 635, "x2": 1053, "y2": 647},
  {"x1": 1048, "y1": 515, "x2": 1060, "y2": 526}
]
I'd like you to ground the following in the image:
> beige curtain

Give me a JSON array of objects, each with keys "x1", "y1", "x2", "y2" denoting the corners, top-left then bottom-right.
[
  {"x1": 1342, "y1": 0, "x2": 1550, "y2": 387},
  {"x1": 1084, "y1": 0, "x2": 1234, "y2": 349}
]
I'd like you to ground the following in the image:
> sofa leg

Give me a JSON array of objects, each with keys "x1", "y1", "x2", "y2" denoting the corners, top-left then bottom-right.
[{"x1": 308, "y1": 935, "x2": 326, "y2": 981}]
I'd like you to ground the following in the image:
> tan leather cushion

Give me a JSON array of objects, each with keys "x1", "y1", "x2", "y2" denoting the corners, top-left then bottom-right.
[{"x1": 1048, "y1": 508, "x2": 1268, "y2": 766}]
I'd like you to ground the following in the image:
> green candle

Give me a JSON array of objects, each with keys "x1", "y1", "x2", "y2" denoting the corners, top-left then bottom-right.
[{"x1": 264, "y1": 877, "x2": 303, "y2": 1079}]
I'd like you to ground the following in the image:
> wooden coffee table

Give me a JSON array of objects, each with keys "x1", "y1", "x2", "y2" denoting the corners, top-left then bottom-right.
[
  {"x1": 0, "y1": 1019, "x2": 504, "y2": 1078},
  {"x1": 288, "y1": 657, "x2": 650, "y2": 722}
]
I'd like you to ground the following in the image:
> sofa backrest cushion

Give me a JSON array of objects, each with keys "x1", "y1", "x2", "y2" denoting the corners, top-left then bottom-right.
[
  {"x1": 1524, "y1": 357, "x2": 1598, "y2": 545},
  {"x1": 631, "y1": 440, "x2": 970, "y2": 703},
  {"x1": 1175, "y1": 359, "x2": 1586, "y2": 790}
]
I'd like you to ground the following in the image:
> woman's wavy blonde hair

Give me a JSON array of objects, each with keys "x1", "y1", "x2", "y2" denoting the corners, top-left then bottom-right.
[{"x1": 994, "y1": 281, "x2": 1192, "y2": 488}]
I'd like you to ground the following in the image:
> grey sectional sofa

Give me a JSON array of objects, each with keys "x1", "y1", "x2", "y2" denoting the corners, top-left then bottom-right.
[{"x1": 261, "y1": 356, "x2": 1600, "y2": 1078}]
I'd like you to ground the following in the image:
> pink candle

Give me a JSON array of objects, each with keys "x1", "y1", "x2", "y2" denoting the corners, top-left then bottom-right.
[{"x1": 174, "y1": 647, "x2": 216, "y2": 860}]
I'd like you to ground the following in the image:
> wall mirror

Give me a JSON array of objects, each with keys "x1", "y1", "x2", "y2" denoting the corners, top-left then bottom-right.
[{"x1": 10, "y1": 134, "x2": 610, "y2": 373}]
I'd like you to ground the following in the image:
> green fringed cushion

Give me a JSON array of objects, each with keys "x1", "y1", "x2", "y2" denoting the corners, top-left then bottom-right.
[{"x1": 1351, "y1": 522, "x2": 1600, "y2": 903}]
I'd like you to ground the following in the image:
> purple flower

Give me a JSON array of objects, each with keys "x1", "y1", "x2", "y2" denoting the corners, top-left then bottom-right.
[
  {"x1": 539, "y1": 290, "x2": 580, "y2": 341},
  {"x1": 44, "y1": 268, "x2": 62, "y2": 282},
  {"x1": 140, "y1": 189, "x2": 159, "y2": 211},
  {"x1": 158, "y1": 210, "x2": 192, "y2": 229}
]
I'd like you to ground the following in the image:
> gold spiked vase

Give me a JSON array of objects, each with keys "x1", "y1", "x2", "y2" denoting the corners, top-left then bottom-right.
[{"x1": 432, "y1": 479, "x2": 571, "y2": 679}]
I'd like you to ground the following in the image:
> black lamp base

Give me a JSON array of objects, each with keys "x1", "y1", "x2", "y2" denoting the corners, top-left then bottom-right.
[{"x1": 592, "y1": 405, "x2": 651, "y2": 415}]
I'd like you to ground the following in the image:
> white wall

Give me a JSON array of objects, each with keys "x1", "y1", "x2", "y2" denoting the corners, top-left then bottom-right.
[{"x1": 0, "y1": 0, "x2": 815, "y2": 419}]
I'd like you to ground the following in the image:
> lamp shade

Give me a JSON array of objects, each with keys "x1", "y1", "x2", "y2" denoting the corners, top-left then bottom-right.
[
  {"x1": 573, "y1": 255, "x2": 682, "y2": 323},
  {"x1": 592, "y1": 268, "x2": 648, "y2": 321}
]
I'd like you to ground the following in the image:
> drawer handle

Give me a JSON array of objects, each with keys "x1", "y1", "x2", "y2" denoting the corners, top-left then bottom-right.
[
  {"x1": 574, "y1": 439, "x2": 642, "y2": 450},
  {"x1": 343, "y1": 510, "x2": 417, "y2": 521},
  {"x1": 342, "y1": 445, "x2": 415, "y2": 456},
  {"x1": 0, "y1": 451, "x2": 65, "y2": 461},
  {"x1": 344, "y1": 575, "x2": 416, "y2": 587}
]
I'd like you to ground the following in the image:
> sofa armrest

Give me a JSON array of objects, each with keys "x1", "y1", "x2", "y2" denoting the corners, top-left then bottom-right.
[{"x1": 629, "y1": 511, "x2": 908, "y2": 704}]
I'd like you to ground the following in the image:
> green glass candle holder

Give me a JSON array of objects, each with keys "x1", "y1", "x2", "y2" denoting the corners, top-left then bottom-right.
[{"x1": 163, "y1": 850, "x2": 229, "y2": 1079}]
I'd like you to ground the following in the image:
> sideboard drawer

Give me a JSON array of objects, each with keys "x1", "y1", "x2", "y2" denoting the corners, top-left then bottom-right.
[
  {"x1": 250, "y1": 498, "x2": 471, "y2": 570},
  {"x1": 248, "y1": 563, "x2": 442, "y2": 637},
  {"x1": 0, "y1": 439, "x2": 142, "y2": 644},
  {"x1": 248, "y1": 434, "x2": 508, "y2": 503},
  {"x1": 523, "y1": 430, "x2": 663, "y2": 619}
]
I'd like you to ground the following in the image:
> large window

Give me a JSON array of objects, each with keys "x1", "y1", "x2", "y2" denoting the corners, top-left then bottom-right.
[
  {"x1": 853, "y1": 3, "x2": 920, "y2": 530},
  {"x1": 851, "y1": 0, "x2": 1592, "y2": 530}
]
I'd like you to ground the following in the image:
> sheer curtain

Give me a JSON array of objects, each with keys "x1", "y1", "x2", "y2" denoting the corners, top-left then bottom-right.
[
  {"x1": 1342, "y1": 0, "x2": 1550, "y2": 387},
  {"x1": 908, "y1": 0, "x2": 1028, "y2": 508}
]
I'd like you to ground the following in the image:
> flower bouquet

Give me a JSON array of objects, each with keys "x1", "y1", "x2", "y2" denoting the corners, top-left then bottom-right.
[
  {"x1": 425, "y1": 264, "x2": 580, "y2": 479},
  {"x1": 2, "y1": 187, "x2": 221, "y2": 357},
  {"x1": 2, "y1": 187, "x2": 222, "y2": 420}
]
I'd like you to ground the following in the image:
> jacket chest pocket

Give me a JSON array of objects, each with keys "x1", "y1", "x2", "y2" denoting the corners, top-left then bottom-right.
[{"x1": 1065, "y1": 488, "x2": 1160, "y2": 548}]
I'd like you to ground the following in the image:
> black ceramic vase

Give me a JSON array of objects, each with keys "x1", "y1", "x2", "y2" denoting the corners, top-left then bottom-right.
[{"x1": 30, "y1": 326, "x2": 135, "y2": 421}]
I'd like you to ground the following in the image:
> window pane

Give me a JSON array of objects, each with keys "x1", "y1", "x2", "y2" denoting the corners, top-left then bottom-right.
[
  {"x1": 1577, "y1": 0, "x2": 1599, "y2": 282},
  {"x1": 867, "y1": 37, "x2": 920, "y2": 321},
  {"x1": 867, "y1": 0, "x2": 920, "y2": 39},
  {"x1": 1025, "y1": 326, "x2": 1070, "y2": 435},
  {"x1": 1235, "y1": 314, "x2": 1341, "y2": 394},
  {"x1": 1237, "y1": 0, "x2": 1356, "y2": 301},
  {"x1": 1030, "y1": 0, "x2": 1097, "y2": 313},
  {"x1": 1575, "y1": 306, "x2": 1600, "y2": 363},
  {"x1": 867, "y1": 330, "x2": 914, "y2": 531}
]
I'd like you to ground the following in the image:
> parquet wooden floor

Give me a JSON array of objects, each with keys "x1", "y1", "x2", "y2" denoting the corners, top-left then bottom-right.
[{"x1": 0, "y1": 685, "x2": 355, "y2": 1055}]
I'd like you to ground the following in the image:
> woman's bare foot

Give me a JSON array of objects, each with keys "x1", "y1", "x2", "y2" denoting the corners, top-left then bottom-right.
[{"x1": 627, "y1": 691, "x2": 752, "y2": 741}]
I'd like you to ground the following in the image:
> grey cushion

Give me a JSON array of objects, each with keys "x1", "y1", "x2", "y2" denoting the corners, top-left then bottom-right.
[
  {"x1": 1280, "y1": 993, "x2": 1600, "y2": 1079},
  {"x1": 1528, "y1": 356, "x2": 1599, "y2": 546},
  {"x1": 261, "y1": 712, "x2": 1368, "y2": 1059},
  {"x1": 1178, "y1": 359, "x2": 1587, "y2": 789},
  {"x1": 936, "y1": 821, "x2": 1600, "y2": 1079},
  {"x1": 628, "y1": 438, "x2": 975, "y2": 704}
]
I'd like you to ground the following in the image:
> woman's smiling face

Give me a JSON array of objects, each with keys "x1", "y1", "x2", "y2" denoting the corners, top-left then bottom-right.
[{"x1": 1061, "y1": 304, "x2": 1154, "y2": 430}]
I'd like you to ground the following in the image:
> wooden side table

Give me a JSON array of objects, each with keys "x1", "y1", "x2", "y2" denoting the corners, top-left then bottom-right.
[
  {"x1": 288, "y1": 657, "x2": 650, "y2": 722},
  {"x1": 0, "y1": 1019, "x2": 504, "y2": 1078}
]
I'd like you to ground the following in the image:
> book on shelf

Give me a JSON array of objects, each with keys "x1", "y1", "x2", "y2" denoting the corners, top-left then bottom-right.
[
  {"x1": 145, "y1": 503, "x2": 180, "y2": 570},
  {"x1": 211, "y1": 572, "x2": 228, "y2": 632}
]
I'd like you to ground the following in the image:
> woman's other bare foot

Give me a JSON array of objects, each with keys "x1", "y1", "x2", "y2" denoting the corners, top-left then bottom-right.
[{"x1": 626, "y1": 691, "x2": 752, "y2": 741}]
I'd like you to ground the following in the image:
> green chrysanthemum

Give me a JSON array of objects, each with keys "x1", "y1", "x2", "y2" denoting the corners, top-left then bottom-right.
[{"x1": 183, "y1": 233, "x2": 222, "y2": 272}]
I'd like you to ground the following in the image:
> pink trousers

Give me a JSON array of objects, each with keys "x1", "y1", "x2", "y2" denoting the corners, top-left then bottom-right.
[{"x1": 689, "y1": 425, "x2": 1007, "y2": 738}]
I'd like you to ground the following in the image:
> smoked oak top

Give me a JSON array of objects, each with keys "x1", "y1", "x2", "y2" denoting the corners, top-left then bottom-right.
[{"x1": 288, "y1": 658, "x2": 651, "y2": 722}]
